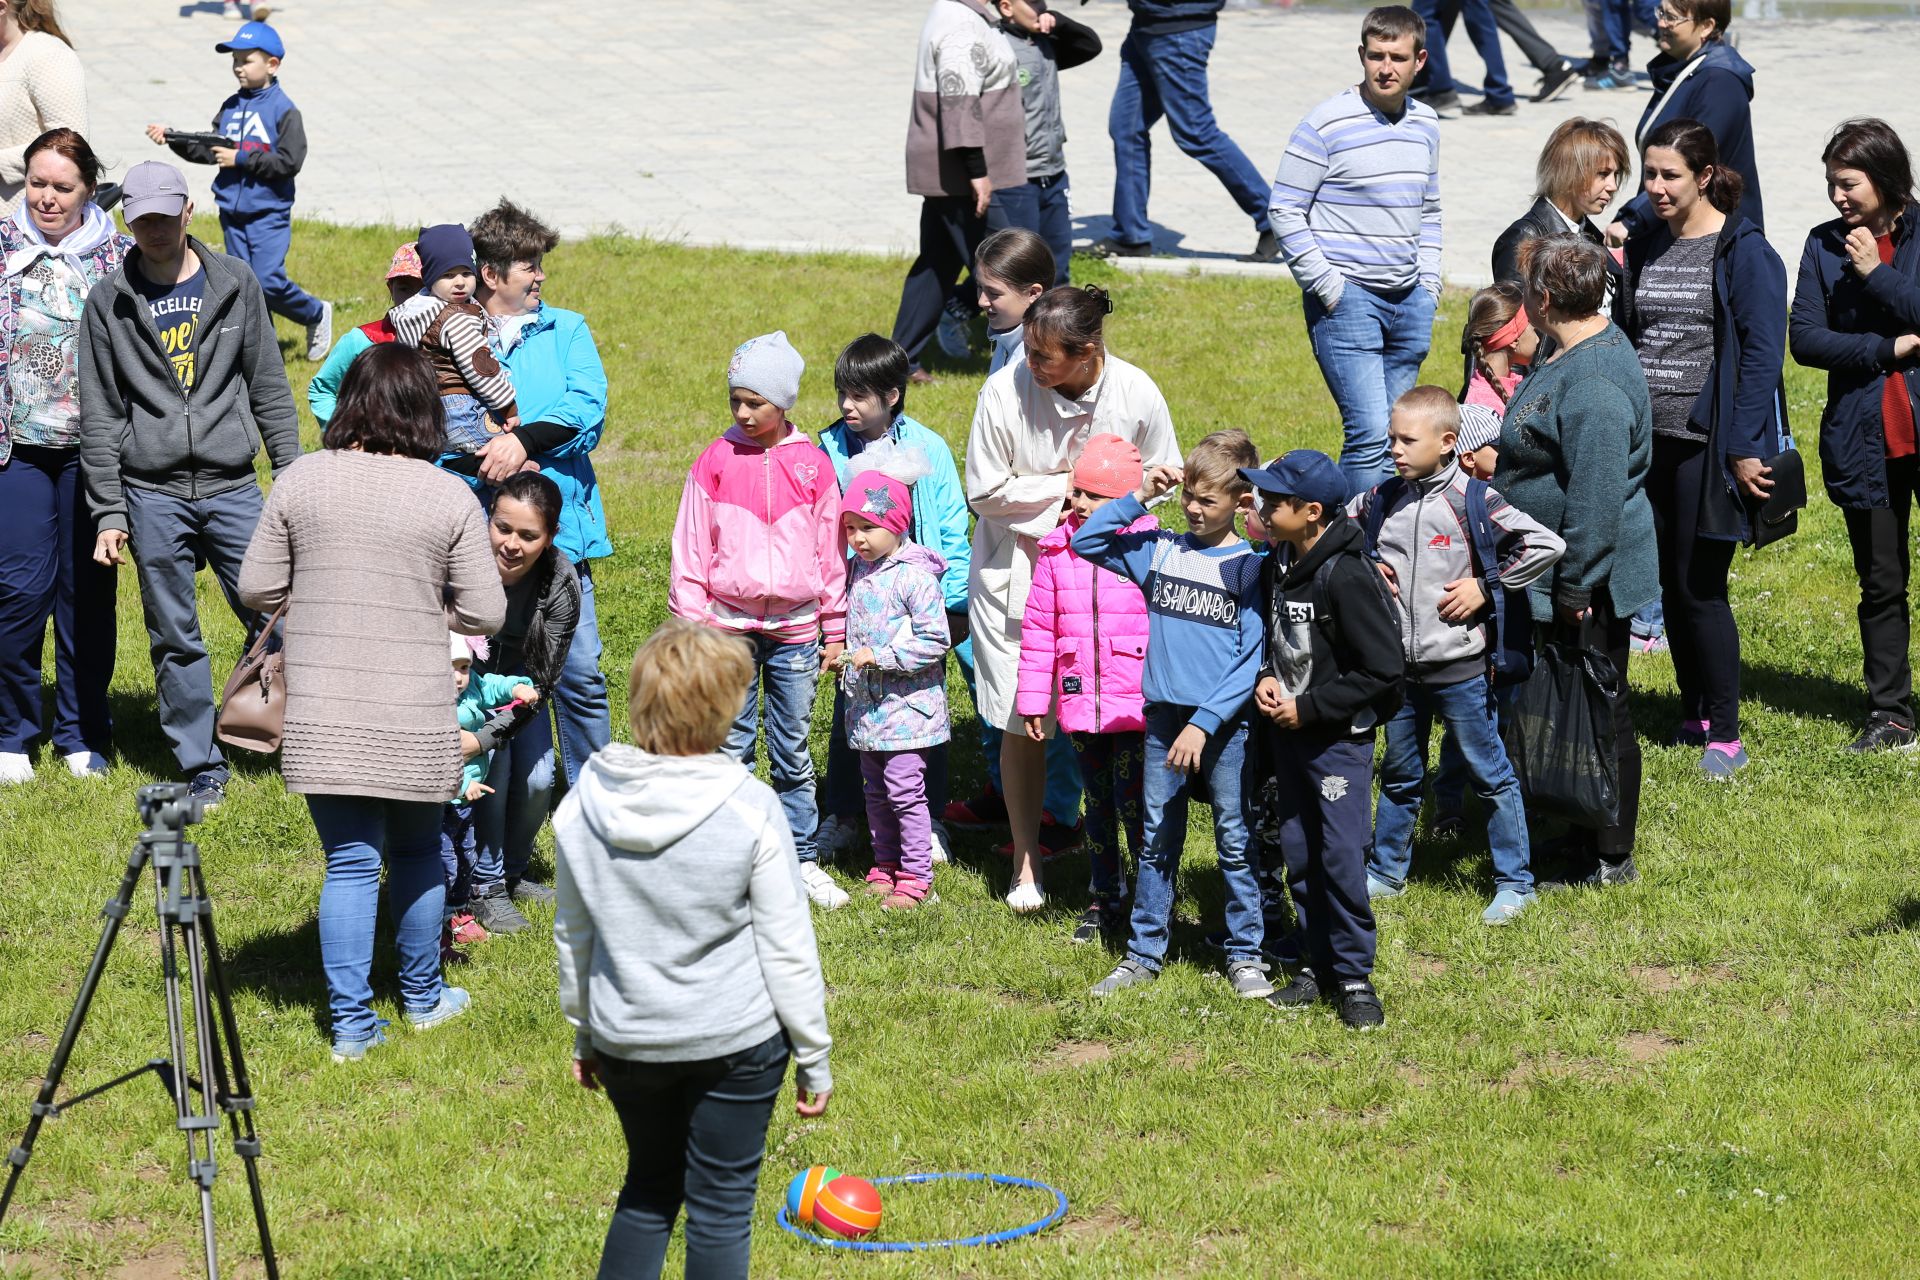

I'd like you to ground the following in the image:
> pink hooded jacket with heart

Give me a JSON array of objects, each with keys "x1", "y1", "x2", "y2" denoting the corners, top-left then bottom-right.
[
  {"x1": 1014, "y1": 511, "x2": 1157, "y2": 734},
  {"x1": 669, "y1": 425, "x2": 847, "y2": 645}
]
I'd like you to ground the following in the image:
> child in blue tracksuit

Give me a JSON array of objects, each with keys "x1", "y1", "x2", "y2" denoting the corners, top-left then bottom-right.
[
  {"x1": 149, "y1": 19, "x2": 331, "y2": 360},
  {"x1": 1073, "y1": 430, "x2": 1271, "y2": 1001},
  {"x1": 445, "y1": 634, "x2": 537, "y2": 938}
]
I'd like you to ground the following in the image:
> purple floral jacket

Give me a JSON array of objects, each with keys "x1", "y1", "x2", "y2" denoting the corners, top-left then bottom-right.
[
  {"x1": 842, "y1": 539, "x2": 952, "y2": 753},
  {"x1": 0, "y1": 210, "x2": 132, "y2": 465}
]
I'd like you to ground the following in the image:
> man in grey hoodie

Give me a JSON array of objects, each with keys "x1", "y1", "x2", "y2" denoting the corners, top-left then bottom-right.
[{"x1": 79, "y1": 160, "x2": 299, "y2": 805}]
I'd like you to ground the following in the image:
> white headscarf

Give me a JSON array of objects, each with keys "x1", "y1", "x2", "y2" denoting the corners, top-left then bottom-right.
[{"x1": 5, "y1": 200, "x2": 116, "y2": 280}]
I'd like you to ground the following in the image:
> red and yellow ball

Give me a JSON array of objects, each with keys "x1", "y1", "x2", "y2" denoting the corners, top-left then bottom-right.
[{"x1": 812, "y1": 1174, "x2": 883, "y2": 1239}]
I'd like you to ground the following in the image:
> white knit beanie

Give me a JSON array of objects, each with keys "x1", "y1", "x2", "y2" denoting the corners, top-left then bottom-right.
[
  {"x1": 1456, "y1": 403, "x2": 1504, "y2": 455},
  {"x1": 727, "y1": 330, "x2": 806, "y2": 410}
]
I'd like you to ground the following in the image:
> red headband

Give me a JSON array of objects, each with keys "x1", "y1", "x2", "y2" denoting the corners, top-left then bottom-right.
[{"x1": 1484, "y1": 306, "x2": 1531, "y2": 354}]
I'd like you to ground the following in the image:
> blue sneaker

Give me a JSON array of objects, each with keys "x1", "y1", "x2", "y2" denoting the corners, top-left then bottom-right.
[
  {"x1": 331, "y1": 1020, "x2": 390, "y2": 1064},
  {"x1": 1367, "y1": 874, "x2": 1404, "y2": 901},
  {"x1": 405, "y1": 987, "x2": 472, "y2": 1030},
  {"x1": 1700, "y1": 743, "x2": 1749, "y2": 781},
  {"x1": 1481, "y1": 888, "x2": 1535, "y2": 926}
]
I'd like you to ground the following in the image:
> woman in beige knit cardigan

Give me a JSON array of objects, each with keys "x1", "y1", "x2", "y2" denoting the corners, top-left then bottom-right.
[
  {"x1": 239, "y1": 345, "x2": 506, "y2": 1063},
  {"x1": 0, "y1": 2, "x2": 86, "y2": 214}
]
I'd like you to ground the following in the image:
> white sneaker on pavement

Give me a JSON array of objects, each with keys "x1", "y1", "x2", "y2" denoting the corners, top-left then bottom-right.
[{"x1": 799, "y1": 861, "x2": 850, "y2": 910}]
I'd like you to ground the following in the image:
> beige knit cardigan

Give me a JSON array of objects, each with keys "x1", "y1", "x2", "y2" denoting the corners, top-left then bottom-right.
[
  {"x1": 238, "y1": 449, "x2": 506, "y2": 803},
  {"x1": 0, "y1": 32, "x2": 86, "y2": 212}
]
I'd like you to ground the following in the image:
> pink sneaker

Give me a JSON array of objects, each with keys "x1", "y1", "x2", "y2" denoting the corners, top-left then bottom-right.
[
  {"x1": 449, "y1": 912, "x2": 489, "y2": 945},
  {"x1": 863, "y1": 866, "x2": 896, "y2": 897}
]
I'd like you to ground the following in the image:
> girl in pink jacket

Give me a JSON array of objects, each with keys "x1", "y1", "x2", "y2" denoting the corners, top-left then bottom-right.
[
  {"x1": 668, "y1": 332, "x2": 849, "y2": 896},
  {"x1": 1016, "y1": 435, "x2": 1154, "y2": 944}
]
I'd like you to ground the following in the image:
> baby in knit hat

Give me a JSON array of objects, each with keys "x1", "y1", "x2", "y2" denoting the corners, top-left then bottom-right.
[{"x1": 390, "y1": 223, "x2": 520, "y2": 454}]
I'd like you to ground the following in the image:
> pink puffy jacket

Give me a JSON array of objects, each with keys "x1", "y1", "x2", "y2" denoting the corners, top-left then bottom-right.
[
  {"x1": 1015, "y1": 512, "x2": 1156, "y2": 734},
  {"x1": 669, "y1": 425, "x2": 847, "y2": 645}
]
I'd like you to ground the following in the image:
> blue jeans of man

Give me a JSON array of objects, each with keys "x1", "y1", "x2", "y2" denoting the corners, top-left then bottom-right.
[
  {"x1": 0, "y1": 446, "x2": 116, "y2": 756},
  {"x1": 1372, "y1": 675, "x2": 1533, "y2": 894},
  {"x1": 472, "y1": 700, "x2": 554, "y2": 896},
  {"x1": 1415, "y1": 0, "x2": 1516, "y2": 106},
  {"x1": 553, "y1": 563, "x2": 613, "y2": 787},
  {"x1": 723, "y1": 635, "x2": 821, "y2": 863},
  {"x1": 123, "y1": 482, "x2": 267, "y2": 777},
  {"x1": 990, "y1": 172, "x2": 1074, "y2": 287},
  {"x1": 1127, "y1": 706, "x2": 1263, "y2": 970},
  {"x1": 952, "y1": 629, "x2": 1083, "y2": 822},
  {"x1": 1304, "y1": 283, "x2": 1438, "y2": 492},
  {"x1": 1587, "y1": 0, "x2": 1656, "y2": 61},
  {"x1": 306, "y1": 794, "x2": 447, "y2": 1046},
  {"x1": 594, "y1": 1031, "x2": 789, "y2": 1280},
  {"x1": 1107, "y1": 24, "x2": 1273, "y2": 248},
  {"x1": 1271, "y1": 731, "x2": 1377, "y2": 983},
  {"x1": 219, "y1": 208, "x2": 325, "y2": 327}
]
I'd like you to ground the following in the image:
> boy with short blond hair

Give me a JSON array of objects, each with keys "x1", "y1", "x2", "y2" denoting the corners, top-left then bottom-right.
[{"x1": 1073, "y1": 429, "x2": 1272, "y2": 1000}]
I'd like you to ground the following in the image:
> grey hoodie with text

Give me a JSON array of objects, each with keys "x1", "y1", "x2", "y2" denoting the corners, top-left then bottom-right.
[{"x1": 553, "y1": 745, "x2": 832, "y2": 1093}]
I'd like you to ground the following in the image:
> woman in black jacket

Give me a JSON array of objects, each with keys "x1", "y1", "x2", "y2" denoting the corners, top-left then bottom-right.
[
  {"x1": 1789, "y1": 118, "x2": 1920, "y2": 752},
  {"x1": 1491, "y1": 117, "x2": 1631, "y2": 285}
]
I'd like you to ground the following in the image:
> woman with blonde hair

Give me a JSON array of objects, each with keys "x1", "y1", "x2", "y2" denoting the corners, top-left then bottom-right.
[
  {"x1": 1492, "y1": 117, "x2": 1632, "y2": 284},
  {"x1": 0, "y1": 1, "x2": 84, "y2": 213}
]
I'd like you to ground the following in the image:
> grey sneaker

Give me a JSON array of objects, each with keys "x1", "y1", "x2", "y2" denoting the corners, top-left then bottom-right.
[
  {"x1": 1090, "y1": 959, "x2": 1157, "y2": 997},
  {"x1": 187, "y1": 767, "x2": 229, "y2": 810},
  {"x1": 1227, "y1": 960, "x2": 1275, "y2": 999},
  {"x1": 813, "y1": 813, "x2": 860, "y2": 861},
  {"x1": 305, "y1": 300, "x2": 333, "y2": 362},
  {"x1": 509, "y1": 878, "x2": 556, "y2": 904},
  {"x1": 471, "y1": 889, "x2": 530, "y2": 935}
]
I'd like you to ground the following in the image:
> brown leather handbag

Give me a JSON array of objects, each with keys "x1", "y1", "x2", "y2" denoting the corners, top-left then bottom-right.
[{"x1": 216, "y1": 604, "x2": 289, "y2": 753}]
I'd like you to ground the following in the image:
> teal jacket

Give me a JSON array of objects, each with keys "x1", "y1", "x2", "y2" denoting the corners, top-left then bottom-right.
[
  {"x1": 304, "y1": 321, "x2": 383, "y2": 424},
  {"x1": 457, "y1": 670, "x2": 528, "y2": 795},
  {"x1": 817, "y1": 413, "x2": 972, "y2": 614}
]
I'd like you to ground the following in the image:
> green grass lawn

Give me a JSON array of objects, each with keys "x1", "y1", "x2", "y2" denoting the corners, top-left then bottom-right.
[{"x1": 2, "y1": 220, "x2": 1919, "y2": 1279}]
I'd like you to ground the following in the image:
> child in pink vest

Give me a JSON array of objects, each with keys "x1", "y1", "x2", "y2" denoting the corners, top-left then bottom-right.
[
  {"x1": 1015, "y1": 434, "x2": 1155, "y2": 945},
  {"x1": 669, "y1": 332, "x2": 850, "y2": 907}
]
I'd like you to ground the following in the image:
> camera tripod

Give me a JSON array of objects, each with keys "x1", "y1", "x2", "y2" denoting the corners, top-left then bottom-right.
[{"x1": 0, "y1": 784, "x2": 278, "y2": 1279}]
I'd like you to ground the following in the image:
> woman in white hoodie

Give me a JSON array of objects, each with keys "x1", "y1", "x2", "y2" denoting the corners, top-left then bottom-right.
[{"x1": 555, "y1": 617, "x2": 832, "y2": 1280}]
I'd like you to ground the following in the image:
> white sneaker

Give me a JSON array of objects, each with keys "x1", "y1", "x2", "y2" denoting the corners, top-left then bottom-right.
[
  {"x1": 813, "y1": 814, "x2": 859, "y2": 861},
  {"x1": 305, "y1": 300, "x2": 334, "y2": 362},
  {"x1": 1005, "y1": 881, "x2": 1045, "y2": 914},
  {"x1": 0, "y1": 752, "x2": 32, "y2": 785},
  {"x1": 929, "y1": 820, "x2": 950, "y2": 864},
  {"x1": 798, "y1": 861, "x2": 850, "y2": 911},
  {"x1": 63, "y1": 751, "x2": 109, "y2": 779}
]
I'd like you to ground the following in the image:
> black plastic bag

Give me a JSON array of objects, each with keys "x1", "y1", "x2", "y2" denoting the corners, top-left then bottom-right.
[{"x1": 1502, "y1": 640, "x2": 1621, "y2": 828}]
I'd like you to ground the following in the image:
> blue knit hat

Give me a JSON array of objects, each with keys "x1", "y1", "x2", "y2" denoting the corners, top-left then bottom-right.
[
  {"x1": 727, "y1": 331, "x2": 805, "y2": 410},
  {"x1": 414, "y1": 224, "x2": 476, "y2": 294}
]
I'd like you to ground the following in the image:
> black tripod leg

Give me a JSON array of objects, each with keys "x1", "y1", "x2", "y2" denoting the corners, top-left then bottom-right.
[
  {"x1": 155, "y1": 861, "x2": 221, "y2": 1280},
  {"x1": 0, "y1": 837, "x2": 151, "y2": 1224}
]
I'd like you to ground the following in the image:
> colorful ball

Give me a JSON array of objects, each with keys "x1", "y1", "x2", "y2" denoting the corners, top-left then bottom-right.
[
  {"x1": 813, "y1": 1174, "x2": 883, "y2": 1239},
  {"x1": 784, "y1": 1165, "x2": 841, "y2": 1227}
]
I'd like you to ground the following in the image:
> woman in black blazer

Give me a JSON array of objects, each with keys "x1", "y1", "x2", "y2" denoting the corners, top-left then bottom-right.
[{"x1": 1492, "y1": 117, "x2": 1632, "y2": 284}]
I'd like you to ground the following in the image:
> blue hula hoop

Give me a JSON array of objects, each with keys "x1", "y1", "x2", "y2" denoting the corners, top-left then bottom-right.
[{"x1": 775, "y1": 1170, "x2": 1069, "y2": 1253}]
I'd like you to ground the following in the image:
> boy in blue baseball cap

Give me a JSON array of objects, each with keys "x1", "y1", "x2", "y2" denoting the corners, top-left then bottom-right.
[{"x1": 145, "y1": 12, "x2": 332, "y2": 362}]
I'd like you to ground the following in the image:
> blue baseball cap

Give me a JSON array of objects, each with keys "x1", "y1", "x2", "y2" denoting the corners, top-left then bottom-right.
[
  {"x1": 217, "y1": 21, "x2": 284, "y2": 59},
  {"x1": 1239, "y1": 450, "x2": 1348, "y2": 511}
]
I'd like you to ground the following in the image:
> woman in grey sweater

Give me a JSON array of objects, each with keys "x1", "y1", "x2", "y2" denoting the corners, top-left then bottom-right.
[
  {"x1": 239, "y1": 344, "x2": 505, "y2": 1063},
  {"x1": 1495, "y1": 234, "x2": 1659, "y2": 891}
]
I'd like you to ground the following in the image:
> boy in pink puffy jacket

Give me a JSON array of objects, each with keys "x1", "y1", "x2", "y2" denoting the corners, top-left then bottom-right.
[
  {"x1": 1016, "y1": 435, "x2": 1155, "y2": 945},
  {"x1": 669, "y1": 332, "x2": 850, "y2": 907}
]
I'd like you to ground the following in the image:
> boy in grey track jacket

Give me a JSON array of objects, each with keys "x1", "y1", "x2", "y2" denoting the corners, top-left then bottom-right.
[
  {"x1": 79, "y1": 161, "x2": 300, "y2": 803},
  {"x1": 1349, "y1": 387, "x2": 1563, "y2": 927}
]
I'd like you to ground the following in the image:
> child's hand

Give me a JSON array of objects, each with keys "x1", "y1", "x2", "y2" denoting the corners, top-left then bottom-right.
[
  {"x1": 462, "y1": 781, "x2": 494, "y2": 803},
  {"x1": 819, "y1": 641, "x2": 844, "y2": 675},
  {"x1": 1023, "y1": 715, "x2": 1048, "y2": 742},
  {"x1": 572, "y1": 1056, "x2": 601, "y2": 1091},
  {"x1": 145, "y1": 124, "x2": 168, "y2": 145},
  {"x1": 1165, "y1": 723, "x2": 1208, "y2": 773},
  {"x1": 211, "y1": 145, "x2": 239, "y2": 169},
  {"x1": 796, "y1": 1084, "x2": 832, "y2": 1118},
  {"x1": 847, "y1": 647, "x2": 878, "y2": 671},
  {"x1": 1274, "y1": 697, "x2": 1303, "y2": 730},
  {"x1": 511, "y1": 683, "x2": 539, "y2": 706},
  {"x1": 1136, "y1": 464, "x2": 1183, "y2": 506},
  {"x1": 503, "y1": 414, "x2": 522, "y2": 432},
  {"x1": 1377, "y1": 560, "x2": 1401, "y2": 599},
  {"x1": 1037, "y1": 9, "x2": 1057, "y2": 31},
  {"x1": 1255, "y1": 675, "x2": 1285, "y2": 719},
  {"x1": 1436, "y1": 576, "x2": 1488, "y2": 623}
]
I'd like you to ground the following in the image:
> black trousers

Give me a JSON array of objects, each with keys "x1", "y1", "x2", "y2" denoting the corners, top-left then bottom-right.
[
  {"x1": 1414, "y1": 0, "x2": 1564, "y2": 82},
  {"x1": 889, "y1": 195, "x2": 1011, "y2": 364},
  {"x1": 1842, "y1": 455, "x2": 1919, "y2": 723},
  {"x1": 1648, "y1": 435, "x2": 1742, "y2": 742}
]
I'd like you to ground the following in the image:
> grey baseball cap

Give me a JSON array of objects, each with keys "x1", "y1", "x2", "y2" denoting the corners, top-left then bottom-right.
[{"x1": 121, "y1": 161, "x2": 190, "y2": 221}]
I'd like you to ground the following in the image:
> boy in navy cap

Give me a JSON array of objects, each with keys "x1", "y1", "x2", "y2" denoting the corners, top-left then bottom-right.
[
  {"x1": 389, "y1": 224, "x2": 521, "y2": 458},
  {"x1": 146, "y1": 17, "x2": 332, "y2": 362},
  {"x1": 1243, "y1": 449, "x2": 1404, "y2": 1030}
]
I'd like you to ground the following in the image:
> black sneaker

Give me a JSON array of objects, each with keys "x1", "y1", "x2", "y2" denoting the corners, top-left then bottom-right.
[
  {"x1": 1088, "y1": 237, "x2": 1151, "y2": 258},
  {"x1": 1461, "y1": 99, "x2": 1518, "y2": 117},
  {"x1": 1239, "y1": 229, "x2": 1280, "y2": 263},
  {"x1": 1540, "y1": 855, "x2": 1639, "y2": 892},
  {"x1": 1071, "y1": 900, "x2": 1129, "y2": 945},
  {"x1": 1414, "y1": 89, "x2": 1461, "y2": 118},
  {"x1": 187, "y1": 767, "x2": 229, "y2": 810},
  {"x1": 509, "y1": 878, "x2": 557, "y2": 904},
  {"x1": 1266, "y1": 970, "x2": 1322, "y2": 1010},
  {"x1": 471, "y1": 889, "x2": 530, "y2": 935},
  {"x1": 1070, "y1": 905, "x2": 1105, "y2": 944},
  {"x1": 1846, "y1": 714, "x2": 1917, "y2": 754},
  {"x1": 1429, "y1": 810, "x2": 1465, "y2": 841},
  {"x1": 1336, "y1": 980, "x2": 1386, "y2": 1031},
  {"x1": 1531, "y1": 61, "x2": 1580, "y2": 103}
]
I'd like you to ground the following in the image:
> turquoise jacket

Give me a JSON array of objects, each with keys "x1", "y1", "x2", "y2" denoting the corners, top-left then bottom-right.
[
  {"x1": 817, "y1": 413, "x2": 972, "y2": 614},
  {"x1": 304, "y1": 322, "x2": 383, "y2": 424},
  {"x1": 456, "y1": 671, "x2": 528, "y2": 795}
]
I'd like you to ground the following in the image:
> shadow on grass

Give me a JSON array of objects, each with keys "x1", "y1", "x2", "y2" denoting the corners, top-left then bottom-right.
[
  {"x1": 223, "y1": 909, "x2": 465, "y2": 1040},
  {"x1": 1863, "y1": 895, "x2": 1920, "y2": 935},
  {"x1": 1745, "y1": 663, "x2": 1862, "y2": 727}
]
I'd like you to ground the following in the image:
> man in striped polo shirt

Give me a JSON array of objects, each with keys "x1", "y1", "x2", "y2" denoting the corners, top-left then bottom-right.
[{"x1": 1269, "y1": 6, "x2": 1443, "y2": 492}]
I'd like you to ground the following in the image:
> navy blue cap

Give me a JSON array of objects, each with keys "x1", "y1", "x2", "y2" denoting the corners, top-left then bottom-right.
[
  {"x1": 414, "y1": 224, "x2": 476, "y2": 292},
  {"x1": 1239, "y1": 449, "x2": 1348, "y2": 510},
  {"x1": 217, "y1": 21, "x2": 285, "y2": 59}
]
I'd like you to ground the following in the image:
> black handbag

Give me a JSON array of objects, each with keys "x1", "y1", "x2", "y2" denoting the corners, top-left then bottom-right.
[
  {"x1": 1502, "y1": 639, "x2": 1622, "y2": 829},
  {"x1": 1744, "y1": 446, "x2": 1806, "y2": 548}
]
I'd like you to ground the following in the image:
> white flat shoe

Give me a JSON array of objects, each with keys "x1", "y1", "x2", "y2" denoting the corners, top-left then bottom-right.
[{"x1": 1005, "y1": 881, "x2": 1046, "y2": 914}]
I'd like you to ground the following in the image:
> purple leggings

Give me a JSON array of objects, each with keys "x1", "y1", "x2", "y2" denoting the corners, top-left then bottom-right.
[{"x1": 860, "y1": 748, "x2": 935, "y2": 885}]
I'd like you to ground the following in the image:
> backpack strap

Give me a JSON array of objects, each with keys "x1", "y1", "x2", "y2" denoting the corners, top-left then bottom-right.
[{"x1": 1358, "y1": 476, "x2": 1406, "y2": 556}]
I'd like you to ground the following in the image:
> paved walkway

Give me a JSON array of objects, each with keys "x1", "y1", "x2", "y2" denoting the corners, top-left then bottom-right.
[{"x1": 70, "y1": 1, "x2": 1920, "y2": 286}]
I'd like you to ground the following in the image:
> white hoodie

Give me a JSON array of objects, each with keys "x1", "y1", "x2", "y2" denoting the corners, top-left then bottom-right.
[{"x1": 553, "y1": 744, "x2": 832, "y2": 1092}]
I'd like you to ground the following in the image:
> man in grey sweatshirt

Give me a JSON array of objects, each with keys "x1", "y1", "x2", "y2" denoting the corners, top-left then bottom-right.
[{"x1": 78, "y1": 160, "x2": 299, "y2": 804}]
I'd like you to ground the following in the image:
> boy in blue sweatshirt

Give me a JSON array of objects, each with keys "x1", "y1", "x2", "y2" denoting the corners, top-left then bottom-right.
[
  {"x1": 147, "y1": 20, "x2": 332, "y2": 361},
  {"x1": 1074, "y1": 430, "x2": 1271, "y2": 1000}
]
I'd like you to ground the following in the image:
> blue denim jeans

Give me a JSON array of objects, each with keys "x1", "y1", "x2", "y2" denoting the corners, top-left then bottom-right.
[
  {"x1": 1127, "y1": 706, "x2": 1262, "y2": 970},
  {"x1": 1304, "y1": 283, "x2": 1438, "y2": 492},
  {"x1": 1594, "y1": 0, "x2": 1657, "y2": 61},
  {"x1": 1107, "y1": 24, "x2": 1273, "y2": 247},
  {"x1": 953, "y1": 629, "x2": 1083, "y2": 822},
  {"x1": 307, "y1": 794, "x2": 447, "y2": 1045},
  {"x1": 1372, "y1": 676, "x2": 1533, "y2": 895},
  {"x1": 554, "y1": 563, "x2": 613, "y2": 787},
  {"x1": 990, "y1": 173, "x2": 1074, "y2": 287},
  {"x1": 1415, "y1": 0, "x2": 1515, "y2": 106},
  {"x1": 723, "y1": 635, "x2": 821, "y2": 863},
  {"x1": 440, "y1": 801, "x2": 477, "y2": 907},
  {"x1": 1431, "y1": 680, "x2": 1516, "y2": 815},
  {"x1": 471, "y1": 700, "x2": 554, "y2": 895},
  {"x1": 442, "y1": 393, "x2": 491, "y2": 454}
]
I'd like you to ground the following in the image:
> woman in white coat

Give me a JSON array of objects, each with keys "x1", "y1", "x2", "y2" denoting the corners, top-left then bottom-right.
[{"x1": 965, "y1": 284, "x2": 1180, "y2": 913}]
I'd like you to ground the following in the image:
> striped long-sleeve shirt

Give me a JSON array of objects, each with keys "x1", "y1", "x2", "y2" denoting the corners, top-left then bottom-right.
[
  {"x1": 1268, "y1": 87, "x2": 1443, "y2": 308},
  {"x1": 389, "y1": 294, "x2": 519, "y2": 420}
]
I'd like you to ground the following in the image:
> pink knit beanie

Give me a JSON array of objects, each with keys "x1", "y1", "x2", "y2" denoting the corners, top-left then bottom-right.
[
  {"x1": 1071, "y1": 433, "x2": 1143, "y2": 499},
  {"x1": 841, "y1": 470, "x2": 913, "y2": 536}
]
